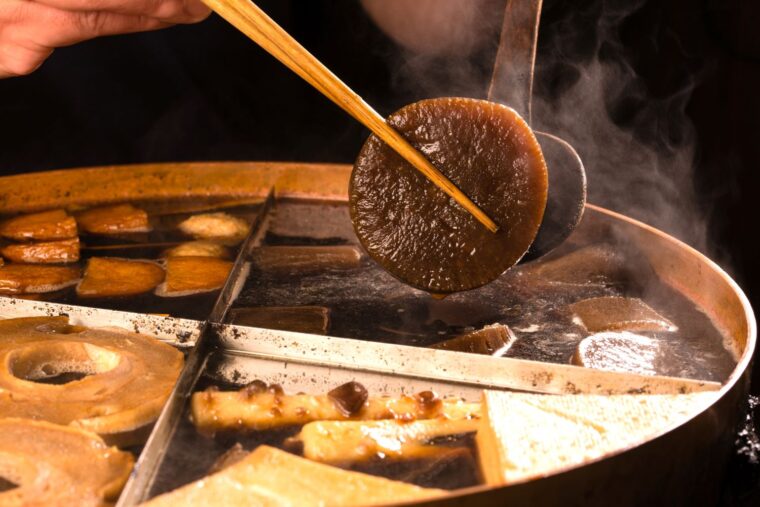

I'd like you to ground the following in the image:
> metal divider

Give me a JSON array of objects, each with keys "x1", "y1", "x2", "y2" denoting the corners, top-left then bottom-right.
[{"x1": 116, "y1": 190, "x2": 275, "y2": 506}]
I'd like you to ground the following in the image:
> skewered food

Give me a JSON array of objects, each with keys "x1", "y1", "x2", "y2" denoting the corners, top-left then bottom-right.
[
  {"x1": 77, "y1": 257, "x2": 165, "y2": 298},
  {"x1": 178, "y1": 212, "x2": 249, "y2": 245},
  {"x1": 0, "y1": 418, "x2": 134, "y2": 507},
  {"x1": 0, "y1": 316, "x2": 184, "y2": 446},
  {"x1": 140, "y1": 445, "x2": 445, "y2": 506},
  {"x1": 294, "y1": 418, "x2": 478, "y2": 463},
  {"x1": 433, "y1": 323, "x2": 515, "y2": 355},
  {"x1": 0, "y1": 264, "x2": 80, "y2": 294},
  {"x1": 155, "y1": 256, "x2": 232, "y2": 297},
  {"x1": 77, "y1": 204, "x2": 151, "y2": 234},
  {"x1": 476, "y1": 390, "x2": 715, "y2": 486},
  {"x1": 350, "y1": 97, "x2": 548, "y2": 293},
  {"x1": 568, "y1": 296, "x2": 677, "y2": 333},
  {"x1": 1, "y1": 237, "x2": 80, "y2": 264},
  {"x1": 250, "y1": 245, "x2": 362, "y2": 273},
  {"x1": 191, "y1": 381, "x2": 480, "y2": 434},
  {"x1": 226, "y1": 306, "x2": 330, "y2": 334},
  {"x1": 164, "y1": 240, "x2": 230, "y2": 259},
  {"x1": 573, "y1": 332, "x2": 665, "y2": 376},
  {"x1": 0, "y1": 209, "x2": 77, "y2": 241}
]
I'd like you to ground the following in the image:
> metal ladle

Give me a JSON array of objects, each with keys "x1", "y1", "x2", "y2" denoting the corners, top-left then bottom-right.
[{"x1": 489, "y1": 0, "x2": 587, "y2": 260}]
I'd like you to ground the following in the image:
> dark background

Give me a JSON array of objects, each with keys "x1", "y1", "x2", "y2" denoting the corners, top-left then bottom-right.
[{"x1": 0, "y1": 0, "x2": 758, "y2": 367}]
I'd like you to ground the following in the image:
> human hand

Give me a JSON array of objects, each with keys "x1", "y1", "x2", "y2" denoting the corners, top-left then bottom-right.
[{"x1": 0, "y1": 0, "x2": 210, "y2": 78}]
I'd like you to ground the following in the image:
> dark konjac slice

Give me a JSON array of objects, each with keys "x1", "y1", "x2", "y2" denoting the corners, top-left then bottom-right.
[
  {"x1": 0, "y1": 264, "x2": 81, "y2": 294},
  {"x1": 432, "y1": 324, "x2": 515, "y2": 355},
  {"x1": 227, "y1": 306, "x2": 330, "y2": 334},
  {"x1": 350, "y1": 97, "x2": 548, "y2": 293},
  {"x1": 250, "y1": 246, "x2": 362, "y2": 274}
]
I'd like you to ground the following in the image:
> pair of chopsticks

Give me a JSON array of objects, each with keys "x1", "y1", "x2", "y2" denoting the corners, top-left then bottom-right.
[{"x1": 200, "y1": 0, "x2": 498, "y2": 233}]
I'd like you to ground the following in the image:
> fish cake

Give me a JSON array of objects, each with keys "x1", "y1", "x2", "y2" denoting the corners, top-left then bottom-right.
[
  {"x1": 77, "y1": 204, "x2": 151, "y2": 234},
  {"x1": 1, "y1": 238, "x2": 80, "y2": 264},
  {"x1": 0, "y1": 209, "x2": 77, "y2": 241}
]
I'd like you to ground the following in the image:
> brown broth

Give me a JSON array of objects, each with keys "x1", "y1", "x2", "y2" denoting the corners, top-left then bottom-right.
[{"x1": 233, "y1": 200, "x2": 736, "y2": 382}]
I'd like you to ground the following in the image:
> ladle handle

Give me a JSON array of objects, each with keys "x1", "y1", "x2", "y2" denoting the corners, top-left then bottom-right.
[
  {"x1": 487, "y1": 0, "x2": 543, "y2": 123},
  {"x1": 201, "y1": 0, "x2": 499, "y2": 233}
]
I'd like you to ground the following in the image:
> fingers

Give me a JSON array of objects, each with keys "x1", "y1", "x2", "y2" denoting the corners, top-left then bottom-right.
[
  {"x1": 30, "y1": 0, "x2": 211, "y2": 24},
  {"x1": 0, "y1": 1, "x2": 172, "y2": 77}
]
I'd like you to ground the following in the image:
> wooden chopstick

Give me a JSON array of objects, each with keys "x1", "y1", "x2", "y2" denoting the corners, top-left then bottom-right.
[{"x1": 200, "y1": 0, "x2": 499, "y2": 233}]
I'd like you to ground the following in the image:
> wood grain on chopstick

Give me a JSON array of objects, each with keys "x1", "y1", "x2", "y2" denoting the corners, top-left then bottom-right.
[{"x1": 201, "y1": 0, "x2": 499, "y2": 233}]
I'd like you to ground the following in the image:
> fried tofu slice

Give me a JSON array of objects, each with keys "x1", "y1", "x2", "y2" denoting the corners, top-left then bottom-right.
[
  {"x1": 250, "y1": 246, "x2": 362, "y2": 273},
  {"x1": 433, "y1": 324, "x2": 516, "y2": 355},
  {"x1": 164, "y1": 240, "x2": 230, "y2": 259},
  {"x1": 0, "y1": 209, "x2": 77, "y2": 241},
  {"x1": 178, "y1": 212, "x2": 248, "y2": 245},
  {"x1": 154, "y1": 256, "x2": 232, "y2": 297},
  {"x1": 77, "y1": 258, "x2": 164, "y2": 298},
  {"x1": 77, "y1": 204, "x2": 151, "y2": 234},
  {"x1": 477, "y1": 390, "x2": 716, "y2": 486},
  {"x1": 296, "y1": 418, "x2": 478, "y2": 463},
  {"x1": 1, "y1": 238, "x2": 80, "y2": 264},
  {"x1": 226, "y1": 306, "x2": 330, "y2": 334},
  {"x1": 0, "y1": 264, "x2": 80, "y2": 294},
  {"x1": 140, "y1": 446, "x2": 445, "y2": 507},
  {"x1": 191, "y1": 385, "x2": 480, "y2": 434},
  {"x1": 569, "y1": 296, "x2": 677, "y2": 333}
]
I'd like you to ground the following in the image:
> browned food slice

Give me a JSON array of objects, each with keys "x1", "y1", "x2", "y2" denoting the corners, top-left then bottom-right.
[
  {"x1": 1, "y1": 238, "x2": 80, "y2": 264},
  {"x1": 0, "y1": 316, "x2": 184, "y2": 446},
  {"x1": 0, "y1": 264, "x2": 80, "y2": 294},
  {"x1": 520, "y1": 245, "x2": 628, "y2": 286},
  {"x1": 0, "y1": 418, "x2": 134, "y2": 507},
  {"x1": 568, "y1": 296, "x2": 677, "y2": 333},
  {"x1": 350, "y1": 97, "x2": 548, "y2": 293},
  {"x1": 164, "y1": 240, "x2": 230, "y2": 259},
  {"x1": 572, "y1": 332, "x2": 667, "y2": 376},
  {"x1": 0, "y1": 209, "x2": 77, "y2": 241},
  {"x1": 140, "y1": 445, "x2": 445, "y2": 507},
  {"x1": 477, "y1": 390, "x2": 716, "y2": 486},
  {"x1": 250, "y1": 245, "x2": 362, "y2": 273},
  {"x1": 77, "y1": 257, "x2": 164, "y2": 298},
  {"x1": 433, "y1": 323, "x2": 516, "y2": 355},
  {"x1": 226, "y1": 306, "x2": 330, "y2": 334},
  {"x1": 295, "y1": 418, "x2": 478, "y2": 463},
  {"x1": 155, "y1": 256, "x2": 232, "y2": 297},
  {"x1": 77, "y1": 204, "x2": 151, "y2": 234},
  {"x1": 191, "y1": 382, "x2": 480, "y2": 434},
  {"x1": 178, "y1": 212, "x2": 249, "y2": 245}
]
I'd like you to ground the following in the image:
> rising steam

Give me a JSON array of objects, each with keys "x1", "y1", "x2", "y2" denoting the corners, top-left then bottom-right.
[{"x1": 371, "y1": 0, "x2": 707, "y2": 252}]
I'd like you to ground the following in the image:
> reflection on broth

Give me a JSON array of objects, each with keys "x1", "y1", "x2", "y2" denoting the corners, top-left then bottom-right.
[{"x1": 233, "y1": 200, "x2": 735, "y2": 383}]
